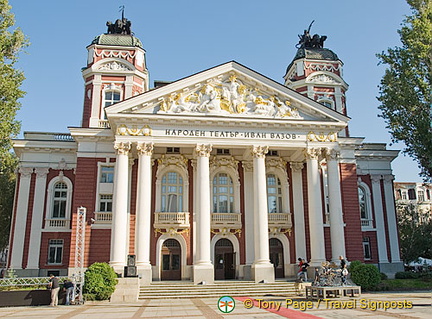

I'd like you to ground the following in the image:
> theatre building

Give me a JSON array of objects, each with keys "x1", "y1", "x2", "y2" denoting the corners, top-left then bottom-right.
[{"x1": 8, "y1": 18, "x2": 404, "y2": 283}]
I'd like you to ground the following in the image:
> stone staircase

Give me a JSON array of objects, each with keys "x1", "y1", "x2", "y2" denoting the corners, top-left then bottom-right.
[{"x1": 138, "y1": 281, "x2": 300, "y2": 299}]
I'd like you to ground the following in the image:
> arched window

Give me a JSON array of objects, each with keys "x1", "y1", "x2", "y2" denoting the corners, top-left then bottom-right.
[
  {"x1": 161, "y1": 172, "x2": 183, "y2": 212},
  {"x1": 358, "y1": 186, "x2": 367, "y2": 220},
  {"x1": 358, "y1": 184, "x2": 373, "y2": 227},
  {"x1": 52, "y1": 182, "x2": 68, "y2": 218},
  {"x1": 212, "y1": 173, "x2": 234, "y2": 213},
  {"x1": 267, "y1": 174, "x2": 282, "y2": 213}
]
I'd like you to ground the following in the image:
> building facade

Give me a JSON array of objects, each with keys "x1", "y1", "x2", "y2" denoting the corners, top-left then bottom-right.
[{"x1": 8, "y1": 19, "x2": 404, "y2": 282}]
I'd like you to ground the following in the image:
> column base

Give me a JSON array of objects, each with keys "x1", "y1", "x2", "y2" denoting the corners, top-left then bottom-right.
[
  {"x1": 110, "y1": 262, "x2": 126, "y2": 277},
  {"x1": 193, "y1": 263, "x2": 214, "y2": 285},
  {"x1": 251, "y1": 262, "x2": 274, "y2": 283},
  {"x1": 136, "y1": 264, "x2": 152, "y2": 285}
]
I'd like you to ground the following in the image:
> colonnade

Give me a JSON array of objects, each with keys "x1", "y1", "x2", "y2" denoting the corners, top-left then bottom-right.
[{"x1": 108, "y1": 141, "x2": 360, "y2": 282}]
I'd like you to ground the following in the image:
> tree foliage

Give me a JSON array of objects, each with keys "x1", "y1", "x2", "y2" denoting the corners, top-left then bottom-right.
[
  {"x1": 0, "y1": 0, "x2": 28, "y2": 250},
  {"x1": 350, "y1": 264, "x2": 381, "y2": 291},
  {"x1": 377, "y1": 0, "x2": 432, "y2": 181},
  {"x1": 397, "y1": 203, "x2": 432, "y2": 263},
  {"x1": 83, "y1": 263, "x2": 118, "y2": 300}
]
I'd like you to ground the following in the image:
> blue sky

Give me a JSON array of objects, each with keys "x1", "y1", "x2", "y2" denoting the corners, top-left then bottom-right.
[{"x1": 9, "y1": 0, "x2": 422, "y2": 182}]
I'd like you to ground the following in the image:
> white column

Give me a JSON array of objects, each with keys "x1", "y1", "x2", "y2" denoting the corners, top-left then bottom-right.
[
  {"x1": 290, "y1": 162, "x2": 306, "y2": 260},
  {"x1": 383, "y1": 175, "x2": 401, "y2": 263},
  {"x1": 110, "y1": 141, "x2": 131, "y2": 274},
  {"x1": 251, "y1": 146, "x2": 274, "y2": 283},
  {"x1": 193, "y1": 144, "x2": 214, "y2": 284},
  {"x1": 243, "y1": 162, "x2": 255, "y2": 270},
  {"x1": 10, "y1": 167, "x2": 33, "y2": 270},
  {"x1": 27, "y1": 167, "x2": 50, "y2": 273},
  {"x1": 135, "y1": 142, "x2": 154, "y2": 284},
  {"x1": 306, "y1": 148, "x2": 326, "y2": 266},
  {"x1": 371, "y1": 175, "x2": 389, "y2": 263},
  {"x1": 325, "y1": 149, "x2": 346, "y2": 263}
]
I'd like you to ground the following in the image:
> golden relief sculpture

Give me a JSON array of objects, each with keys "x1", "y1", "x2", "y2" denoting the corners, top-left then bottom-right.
[
  {"x1": 307, "y1": 131, "x2": 337, "y2": 142},
  {"x1": 156, "y1": 73, "x2": 302, "y2": 118},
  {"x1": 117, "y1": 124, "x2": 152, "y2": 136}
]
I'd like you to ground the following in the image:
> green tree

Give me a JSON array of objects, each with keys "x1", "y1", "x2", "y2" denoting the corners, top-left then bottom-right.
[
  {"x1": 0, "y1": 0, "x2": 28, "y2": 251},
  {"x1": 397, "y1": 203, "x2": 432, "y2": 263},
  {"x1": 377, "y1": 0, "x2": 432, "y2": 181},
  {"x1": 83, "y1": 263, "x2": 118, "y2": 300}
]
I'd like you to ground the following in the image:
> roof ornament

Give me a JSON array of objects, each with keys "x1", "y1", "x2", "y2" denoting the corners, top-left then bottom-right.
[
  {"x1": 106, "y1": 5, "x2": 132, "y2": 35},
  {"x1": 296, "y1": 20, "x2": 327, "y2": 49}
]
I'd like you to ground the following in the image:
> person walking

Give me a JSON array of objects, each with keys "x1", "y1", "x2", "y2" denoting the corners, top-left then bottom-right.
[
  {"x1": 48, "y1": 274, "x2": 60, "y2": 307},
  {"x1": 63, "y1": 279, "x2": 74, "y2": 305},
  {"x1": 339, "y1": 255, "x2": 348, "y2": 285}
]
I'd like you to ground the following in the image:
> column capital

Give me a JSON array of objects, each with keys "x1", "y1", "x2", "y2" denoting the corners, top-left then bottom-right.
[
  {"x1": 371, "y1": 174, "x2": 382, "y2": 184},
  {"x1": 305, "y1": 147, "x2": 321, "y2": 160},
  {"x1": 136, "y1": 142, "x2": 154, "y2": 156},
  {"x1": 323, "y1": 148, "x2": 340, "y2": 161},
  {"x1": 34, "y1": 167, "x2": 50, "y2": 178},
  {"x1": 383, "y1": 174, "x2": 395, "y2": 184},
  {"x1": 242, "y1": 161, "x2": 253, "y2": 172},
  {"x1": 19, "y1": 167, "x2": 33, "y2": 177},
  {"x1": 195, "y1": 144, "x2": 212, "y2": 157},
  {"x1": 290, "y1": 162, "x2": 304, "y2": 172},
  {"x1": 114, "y1": 141, "x2": 131, "y2": 155},
  {"x1": 251, "y1": 145, "x2": 268, "y2": 159}
]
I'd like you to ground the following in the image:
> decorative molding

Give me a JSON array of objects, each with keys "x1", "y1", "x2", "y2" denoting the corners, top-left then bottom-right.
[
  {"x1": 34, "y1": 167, "x2": 50, "y2": 178},
  {"x1": 269, "y1": 227, "x2": 292, "y2": 237},
  {"x1": 154, "y1": 227, "x2": 189, "y2": 237},
  {"x1": 156, "y1": 73, "x2": 302, "y2": 119},
  {"x1": 383, "y1": 174, "x2": 395, "y2": 184},
  {"x1": 114, "y1": 141, "x2": 131, "y2": 155},
  {"x1": 371, "y1": 175, "x2": 382, "y2": 184},
  {"x1": 290, "y1": 162, "x2": 304, "y2": 172},
  {"x1": 58, "y1": 158, "x2": 68, "y2": 170},
  {"x1": 19, "y1": 167, "x2": 33, "y2": 177},
  {"x1": 98, "y1": 61, "x2": 132, "y2": 71},
  {"x1": 305, "y1": 148, "x2": 320, "y2": 160},
  {"x1": 266, "y1": 157, "x2": 286, "y2": 171},
  {"x1": 242, "y1": 161, "x2": 253, "y2": 172},
  {"x1": 211, "y1": 228, "x2": 241, "y2": 238},
  {"x1": 323, "y1": 148, "x2": 340, "y2": 161},
  {"x1": 157, "y1": 154, "x2": 188, "y2": 172},
  {"x1": 309, "y1": 74, "x2": 339, "y2": 84},
  {"x1": 136, "y1": 142, "x2": 154, "y2": 156},
  {"x1": 195, "y1": 144, "x2": 212, "y2": 157},
  {"x1": 210, "y1": 156, "x2": 238, "y2": 171},
  {"x1": 95, "y1": 49, "x2": 138, "y2": 60},
  {"x1": 307, "y1": 131, "x2": 337, "y2": 142},
  {"x1": 251, "y1": 145, "x2": 269, "y2": 159},
  {"x1": 117, "y1": 124, "x2": 152, "y2": 136},
  {"x1": 305, "y1": 62, "x2": 341, "y2": 72}
]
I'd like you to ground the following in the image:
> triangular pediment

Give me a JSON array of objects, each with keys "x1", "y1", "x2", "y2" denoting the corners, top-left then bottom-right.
[{"x1": 106, "y1": 61, "x2": 349, "y2": 125}]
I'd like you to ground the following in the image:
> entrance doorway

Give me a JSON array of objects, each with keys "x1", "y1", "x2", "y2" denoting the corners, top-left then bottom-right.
[
  {"x1": 214, "y1": 238, "x2": 236, "y2": 280},
  {"x1": 269, "y1": 238, "x2": 285, "y2": 278},
  {"x1": 161, "y1": 239, "x2": 181, "y2": 280}
]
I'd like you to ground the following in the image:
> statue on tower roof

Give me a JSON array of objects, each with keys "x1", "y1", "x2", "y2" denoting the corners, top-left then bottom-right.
[
  {"x1": 296, "y1": 20, "x2": 327, "y2": 49},
  {"x1": 106, "y1": 5, "x2": 132, "y2": 35}
]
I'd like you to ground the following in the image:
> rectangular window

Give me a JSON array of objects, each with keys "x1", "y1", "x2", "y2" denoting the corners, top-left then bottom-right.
[
  {"x1": 268, "y1": 150, "x2": 278, "y2": 156},
  {"x1": 99, "y1": 194, "x2": 113, "y2": 212},
  {"x1": 100, "y1": 166, "x2": 114, "y2": 183},
  {"x1": 362, "y1": 237, "x2": 371, "y2": 260},
  {"x1": 167, "y1": 147, "x2": 180, "y2": 154},
  {"x1": 418, "y1": 191, "x2": 425, "y2": 202},
  {"x1": 216, "y1": 149, "x2": 230, "y2": 155},
  {"x1": 48, "y1": 239, "x2": 63, "y2": 265}
]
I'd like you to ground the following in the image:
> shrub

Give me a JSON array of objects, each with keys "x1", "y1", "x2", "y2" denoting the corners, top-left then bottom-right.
[
  {"x1": 83, "y1": 262, "x2": 117, "y2": 300},
  {"x1": 348, "y1": 260, "x2": 362, "y2": 273},
  {"x1": 350, "y1": 264, "x2": 381, "y2": 290},
  {"x1": 395, "y1": 271, "x2": 420, "y2": 279},
  {"x1": 380, "y1": 272, "x2": 388, "y2": 280}
]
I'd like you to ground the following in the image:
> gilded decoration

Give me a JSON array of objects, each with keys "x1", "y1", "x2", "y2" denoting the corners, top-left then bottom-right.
[
  {"x1": 210, "y1": 156, "x2": 238, "y2": 172},
  {"x1": 211, "y1": 228, "x2": 242, "y2": 238},
  {"x1": 304, "y1": 148, "x2": 320, "y2": 160},
  {"x1": 195, "y1": 144, "x2": 212, "y2": 157},
  {"x1": 269, "y1": 227, "x2": 292, "y2": 236},
  {"x1": 157, "y1": 154, "x2": 188, "y2": 172},
  {"x1": 307, "y1": 131, "x2": 337, "y2": 142},
  {"x1": 154, "y1": 227, "x2": 189, "y2": 237},
  {"x1": 251, "y1": 145, "x2": 269, "y2": 159},
  {"x1": 117, "y1": 124, "x2": 152, "y2": 136},
  {"x1": 136, "y1": 142, "x2": 154, "y2": 156},
  {"x1": 114, "y1": 141, "x2": 131, "y2": 155},
  {"x1": 266, "y1": 157, "x2": 287, "y2": 171},
  {"x1": 156, "y1": 73, "x2": 302, "y2": 118}
]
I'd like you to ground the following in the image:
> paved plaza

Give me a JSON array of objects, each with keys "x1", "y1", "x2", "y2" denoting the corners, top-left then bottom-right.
[{"x1": 0, "y1": 291, "x2": 430, "y2": 318}]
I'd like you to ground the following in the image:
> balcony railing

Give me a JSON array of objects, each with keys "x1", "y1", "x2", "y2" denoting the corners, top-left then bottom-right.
[
  {"x1": 268, "y1": 213, "x2": 292, "y2": 228},
  {"x1": 211, "y1": 213, "x2": 242, "y2": 228},
  {"x1": 98, "y1": 120, "x2": 110, "y2": 128},
  {"x1": 154, "y1": 212, "x2": 190, "y2": 229},
  {"x1": 45, "y1": 218, "x2": 70, "y2": 229},
  {"x1": 361, "y1": 219, "x2": 373, "y2": 228},
  {"x1": 94, "y1": 212, "x2": 113, "y2": 223}
]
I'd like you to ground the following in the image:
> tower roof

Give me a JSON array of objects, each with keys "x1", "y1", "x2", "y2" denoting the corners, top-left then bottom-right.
[{"x1": 91, "y1": 34, "x2": 143, "y2": 48}]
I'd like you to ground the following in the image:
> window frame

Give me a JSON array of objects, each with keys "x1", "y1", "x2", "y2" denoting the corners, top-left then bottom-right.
[
  {"x1": 358, "y1": 182, "x2": 373, "y2": 228},
  {"x1": 266, "y1": 173, "x2": 283, "y2": 214},
  {"x1": 45, "y1": 176, "x2": 73, "y2": 222},
  {"x1": 47, "y1": 239, "x2": 64, "y2": 265},
  {"x1": 212, "y1": 172, "x2": 234, "y2": 213}
]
